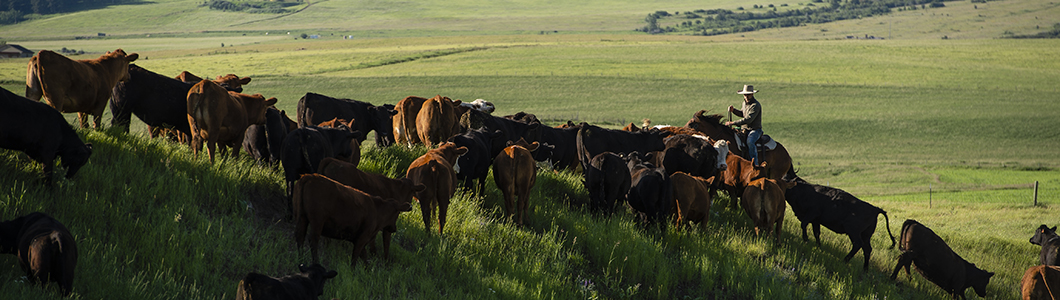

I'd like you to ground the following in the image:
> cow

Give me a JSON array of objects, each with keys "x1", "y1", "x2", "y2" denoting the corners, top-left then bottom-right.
[
  {"x1": 460, "y1": 109, "x2": 542, "y2": 148},
  {"x1": 669, "y1": 172, "x2": 715, "y2": 230},
  {"x1": 281, "y1": 126, "x2": 363, "y2": 215},
  {"x1": 622, "y1": 151, "x2": 672, "y2": 227},
  {"x1": 0, "y1": 212, "x2": 78, "y2": 296},
  {"x1": 717, "y1": 151, "x2": 767, "y2": 208},
  {"x1": 296, "y1": 92, "x2": 396, "y2": 147},
  {"x1": 493, "y1": 139, "x2": 541, "y2": 225},
  {"x1": 782, "y1": 176, "x2": 897, "y2": 270},
  {"x1": 0, "y1": 88, "x2": 92, "y2": 183},
  {"x1": 405, "y1": 142, "x2": 468, "y2": 236},
  {"x1": 242, "y1": 107, "x2": 290, "y2": 165},
  {"x1": 314, "y1": 118, "x2": 361, "y2": 167},
  {"x1": 503, "y1": 111, "x2": 539, "y2": 124},
  {"x1": 26, "y1": 49, "x2": 138, "y2": 129},
  {"x1": 393, "y1": 96, "x2": 428, "y2": 146},
  {"x1": 448, "y1": 129, "x2": 505, "y2": 196},
  {"x1": 659, "y1": 134, "x2": 728, "y2": 178},
  {"x1": 416, "y1": 96, "x2": 464, "y2": 147},
  {"x1": 186, "y1": 80, "x2": 277, "y2": 163},
  {"x1": 1022, "y1": 265, "x2": 1060, "y2": 300},
  {"x1": 293, "y1": 174, "x2": 413, "y2": 266},
  {"x1": 890, "y1": 219, "x2": 994, "y2": 299},
  {"x1": 584, "y1": 152, "x2": 631, "y2": 215},
  {"x1": 740, "y1": 175, "x2": 794, "y2": 243},
  {"x1": 234, "y1": 263, "x2": 338, "y2": 300},
  {"x1": 533, "y1": 123, "x2": 581, "y2": 171},
  {"x1": 462, "y1": 99, "x2": 495, "y2": 114},
  {"x1": 175, "y1": 71, "x2": 251, "y2": 93},
  {"x1": 1031, "y1": 225, "x2": 1060, "y2": 266},
  {"x1": 575, "y1": 122, "x2": 667, "y2": 175},
  {"x1": 317, "y1": 157, "x2": 426, "y2": 258}
]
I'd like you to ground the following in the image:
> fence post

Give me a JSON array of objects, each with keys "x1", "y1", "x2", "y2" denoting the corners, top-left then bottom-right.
[{"x1": 1034, "y1": 181, "x2": 1039, "y2": 206}]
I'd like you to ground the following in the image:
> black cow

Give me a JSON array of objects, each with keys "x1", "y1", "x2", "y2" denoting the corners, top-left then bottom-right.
[
  {"x1": 584, "y1": 152, "x2": 631, "y2": 215},
  {"x1": 891, "y1": 219, "x2": 993, "y2": 299},
  {"x1": 1030, "y1": 224, "x2": 1060, "y2": 266},
  {"x1": 1, "y1": 88, "x2": 92, "y2": 183},
  {"x1": 783, "y1": 176, "x2": 896, "y2": 270},
  {"x1": 460, "y1": 109, "x2": 542, "y2": 149},
  {"x1": 575, "y1": 122, "x2": 667, "y2": 176},
  {"x1": 623, "y1": 152, "x2": 672, "y2": 227},
  {"x1": 235, "y1": 263, "x2": 337, "y2": 300},
  {"x1": 280, "y1": 126, "x2": 363, "y2": 215},
  {"x1": 659, "y1": 134, "x2": 722, "y2": 178},
  {"x1": 0, "y1": 212, "x2": 78, "y2": 296},
  {"x1": 534, "y1": 124, "x2": 581, "y2": 171},
  {"x1": 243, "y1": 107, "x2": 289, "y2": 165},
  {"x1": 503, "y1": 111, "x2": 540, "y2": 124},
  {"x1": 296, "y1": 92, "x2": 396, "y2": 147},
  {"x1": 448, "y1": 128, "x2": 505, "y2": 196}
]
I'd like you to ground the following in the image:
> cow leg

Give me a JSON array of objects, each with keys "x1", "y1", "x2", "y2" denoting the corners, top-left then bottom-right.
[
  {"x1": 843, "y1": 234, "x2": 863, "y2": 263},
  {"x1": 889, "y1": 252, "x2": 915, "y2": 280},
  {"x1": 381, "y1": 231, "x2": 393, "y2": 259},
  {"x1": 860, "y1": 233, "x2": 873, "y2": 270},
  {"x1": 206, "y1": 138, "x2": 218, "y2": 163},
  {"x1": 39, "y1": 154, "x2": 56, "y2": 185},
  {"x1": 76, "y1": 112, "x2": 89, "y2": 129},
  {"x1": 438, "y1": 200, "x2": 450, "y2": 235},
  {"x1": 800, "y1": 221, "x2": 811, "y2": 242},
  {"x1": 812, "y1": 223, "x2": 823, "y2": 245},
  {"x1": 295, "y1": 212, "x2": 308, "y2": 249},
  {"x1": 308, "y1": 223, "x2": 324, "y2": 264},
  {"x1": 352, "y1": 233, "x2": 373, "y2": 267},
  {"x1": 420, "y1": 199, "x2": 434, "y2": 236},
  {"x1": 518, "y1": 189, "x2": 530, "y2": 226},
  {"x1": 92, "y1": 112, "x2": 103, "y2": 130},
  {"x1": 476, "y1": 178, "x2": 487, "y2": 197},
  {"x1": 774, "y1": 214, "x2": 783, "y2": 244}
]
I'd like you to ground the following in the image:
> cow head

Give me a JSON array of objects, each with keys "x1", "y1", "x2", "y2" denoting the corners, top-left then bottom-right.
[
  {"x1": 712, "y1": 139, "x2": 729, "y2": 172},
  {"x1": 242, "y1": 94, "x2": 278, "y2": 125},
  {"x1": 370, "y1": 105, "x2": 396, "y2": 147},
  {"x1": 436, "y1": 142, "x2": 469, "y2": 169},
  {"x1": 60, "y1": 143, "x2": 92, "y2": 179},
  {"x1": 297, "y1": 263, "x2": 338, "y2": 297},
  {"x1": 1030, "y1": 225, "x2": 1059, "y2": 245},
  {"x1": 104, "y1": 49, "x2": 139, "y2": 82},
  {"x1": 968, "y1": 267, "x2": 994, "y2": 298},
  {"x1": 213, "y1": 74, "x2": 251, "y2": 93}
]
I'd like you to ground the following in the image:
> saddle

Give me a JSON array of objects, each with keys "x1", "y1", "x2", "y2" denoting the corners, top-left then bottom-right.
[{"x1": 734, "y1": 130, "x2": 777, "y2": 162}]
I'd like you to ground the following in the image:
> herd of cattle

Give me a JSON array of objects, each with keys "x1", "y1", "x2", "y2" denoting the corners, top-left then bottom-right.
[{"x1": 0, "y1": 49, "x2": 1058, "y2": 299}]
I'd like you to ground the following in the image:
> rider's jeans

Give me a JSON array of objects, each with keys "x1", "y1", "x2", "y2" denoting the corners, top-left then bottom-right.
[{"x1": 747, "y1": 129, "x2": 763, "y2": 164}]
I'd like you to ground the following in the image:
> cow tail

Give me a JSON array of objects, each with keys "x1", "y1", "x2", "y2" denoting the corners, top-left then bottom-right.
[
  {"x1": 299, "y1": 130, "x2": 313, "y2": 173},
  {"x1": 882, "y1": 210, "x2": 896, "y2": 249}
]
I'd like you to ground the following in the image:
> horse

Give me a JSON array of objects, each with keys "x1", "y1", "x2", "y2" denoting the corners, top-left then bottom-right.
[{"x1": 685, "y1": 110, "x2": 794, "y2": 181}]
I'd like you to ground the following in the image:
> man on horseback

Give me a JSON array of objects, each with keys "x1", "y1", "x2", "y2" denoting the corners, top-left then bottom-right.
[{"x1": 724, "y1": 85, "x2": 763, "y2": 166}]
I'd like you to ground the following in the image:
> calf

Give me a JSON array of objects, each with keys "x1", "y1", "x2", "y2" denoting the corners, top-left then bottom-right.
[
  {"x1": 1021, "y1": 265, "x2": 1060, "y2": 300},
  {"x1": 0, "y1": 212, "x2": 78, "y2": 296},
  {"x1": 0, "y1": 88, "x2": 92, "y2": 183},
  {"x1": 293, "y1": 174, "x2": 412, "y2": 266},
  {"x1": 670, "y1": 172, "x2": 715, "y2": 230},
  {"x1": 783, "y1": 176, "x2": 896, "y2": 270},
  {"x1": 741, "y1": 176, "x2": 793, "y2": 243},
  {"x1": 297, "y1": 92, "x2": 396, "y2": 147},
  {"x1": 584, "y1": 152, "x2": 631, "y2": 215},
  {"x1": 235, "y1": 263, "x2": 338, "y2": 300},
  {"x1": 1030, "y1": 225, "x2": 1060, "y2": 266},
  {"x1": 186, "y1": 80, "x2": 277, "y2": 163},
  {"x1": 493, "y1": 139, "x2": 541, "y2": 225},
  {"x1": 406, "y1": 142, "x2": 468, "y2": 235},
  {"x1": 317, "y1": 157, "x2": 425, "y2": 258},
  {"x1": 623, "y1": 152, "x2": 672, "y2": 227},
  {"x1": 242, "y1": 107, "x2": 289, "y2": 165},
  {"x1": 26, "y1": 49, "x2": 138, "y2": 129},
  {"x1": 890, "y1": 219, "x2": 994, "y2": 299},
  {"x1": 281, "y1": 126, "x2": 363, "y2": 215},
  {"x1": 448, "y1": 129, "x2": 505, "y2": 195}
]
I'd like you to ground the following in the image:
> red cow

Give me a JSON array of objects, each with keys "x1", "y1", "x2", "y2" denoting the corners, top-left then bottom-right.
[
  {"x1": 293, "y1": 174, "x2": 412, "y2": 266},
  {"x1": 415, "y1": 96, "x2": 463, "y2": 147},
  {"x1": 186, "y1": 80, "x2": 277, "y2": 163},
  {"x1": 394, "y1": 96, "x2": 428, "y2": 146},
  {"x1": 741, "y1": 175, "x2": 794, "y2": 243},
  {"x1": 670, "y1": 172, "x2": 715, "y2": 230},
  {"x1": 175, "y1": 71, "x2": 251, "y2": 92},
  {"x1": 405, "y1": 142, "x2": 468, "y2": 235},
  {"x1": 1022, "y1": 265, "x2": 1060, "y2": 300},
  {"x1": 26, "y1": 49, "x2": 138, "y2": 129},
  {"x1": 317, "y1": 157, "x2": 425, "y2": 258},
  {"x1": 493, "y1": 139, "x2": 541, "y2": 225}
]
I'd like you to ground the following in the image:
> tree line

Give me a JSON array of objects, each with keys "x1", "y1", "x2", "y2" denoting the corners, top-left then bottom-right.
[
  {"x1": 0, "y1": 0, "x2": 130, "y2": 24},
  {"x1": 637, "y1": 0, "x2": 954, "y2": 36}
]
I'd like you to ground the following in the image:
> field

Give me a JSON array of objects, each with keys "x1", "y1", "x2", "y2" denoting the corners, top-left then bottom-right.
[{"x1": 2, "y1": 0, "x2": 1060, "y2": 299}]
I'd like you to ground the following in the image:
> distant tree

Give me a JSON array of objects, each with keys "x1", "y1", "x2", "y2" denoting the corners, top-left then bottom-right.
[{"x1": 300, "y1": 33, "x2": 308, "y2": 39}]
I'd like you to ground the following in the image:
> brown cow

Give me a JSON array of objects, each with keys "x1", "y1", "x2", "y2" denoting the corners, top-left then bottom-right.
[
  {"x1": 1022, "y1": 265, "x2": 1060, "y2": 300},
  {"x1": 293, "y1": 174, "x2": 413, "y2": 266},
  {"x1": 0, "y1": 212, "x2": 78, "y2": 296},
  {"x1": 670, "y1": 172, "x2": 715, "y2": 230},
  {"x1": 186, "y1": 80, "x2": 277, "y2": 163},
  {"x1": 393, "y1": 96, "x2": 428, "y2": 146},
  {"x1": 175, "y1": 71, "x2": 251, "y2": 92},
  {"x1": 493, "y1": 139, "x2": 541, "y2": 226},
  {"x1": 26, "y1": 49, "x2": 138, "y2": 129},
  {"x1": 415, "y1": 95, "x2": 463, "y2": 147},
  {"x1": 890, "y1": 219, "x2": 994, "y2": 299},
  {"x1": 741, "y1": 175, "x2": 794, "y2": 243},
  {"x1": 235, "y1": 263, "x2": 337, "y2": 300},
  {"x1": 317, "y1": 157, "x2": 426, "y2": 258},
  {"x1": 405, "y1": 142, "x2": 468, "y2": 235}
]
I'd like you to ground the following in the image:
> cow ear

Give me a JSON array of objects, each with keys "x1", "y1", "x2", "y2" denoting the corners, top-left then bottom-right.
[
  {"x1": 264, "y1": 97, "x2": 278, "y2": 106},
  {"x1": 239, "y1": 77, "x2": 252, "y2": 85},
  {"x1": 298, "y1": 264, "x2": 308, "y2": 273},
  {"x1": 413, "y1": 184, "x2": 426, "y2": 192},
  {"x1": 326, "y1": 270, "x2": 338, "y2": 279},
  {"x1": 126, "y1": 53, "x2": 139, "y2": 62},
  {"x1": 1052, "y1": 226, "x2": 1057, "y2": 232}
]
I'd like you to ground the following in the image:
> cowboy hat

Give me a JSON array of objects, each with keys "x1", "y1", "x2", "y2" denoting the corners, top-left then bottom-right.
[{"x1": 736, "y1": 85, "x2": 758, "y2": 95}]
